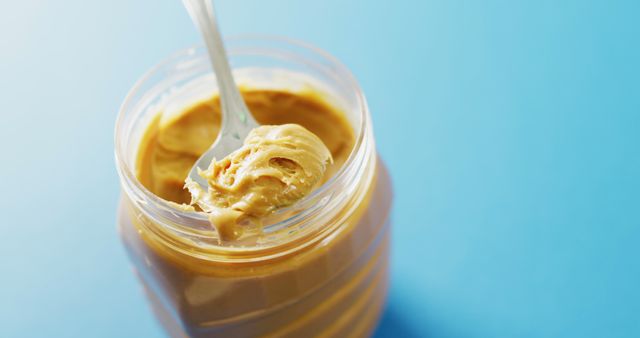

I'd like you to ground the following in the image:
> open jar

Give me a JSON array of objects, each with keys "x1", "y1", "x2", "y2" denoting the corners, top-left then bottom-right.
[{"x1": 115, "y1": 36, "x2": 392, "y2": 338}]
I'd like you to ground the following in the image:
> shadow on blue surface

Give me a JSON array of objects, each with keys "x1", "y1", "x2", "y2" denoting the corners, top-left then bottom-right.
[{"x1": 373, "y1": 304, "x2": 424, "y2": 338}]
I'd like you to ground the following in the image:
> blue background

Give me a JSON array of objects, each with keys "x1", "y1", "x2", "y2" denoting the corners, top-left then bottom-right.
[{"x1": 1, "y1": 0, "x2": 638, "y2": 337}]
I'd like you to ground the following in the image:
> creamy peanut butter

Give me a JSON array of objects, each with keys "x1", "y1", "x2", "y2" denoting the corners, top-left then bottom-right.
[
  {"x1": 124, "y1": 87, "x2": 392, "y2": 338},
  {"x1": 136, "y1": 89, "x2": 354, "y2": 236},
  {"x1": 185, "y1": 124, "x2": 332, "y2": 240}
]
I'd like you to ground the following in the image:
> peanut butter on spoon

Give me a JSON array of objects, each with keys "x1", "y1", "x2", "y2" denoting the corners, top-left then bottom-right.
[
  {"x1": 182, "y1": 0, "x2": 332, "y2": 240},
  {"x1": 186, "y1": 124, "x2": 332, "y2": 241}
]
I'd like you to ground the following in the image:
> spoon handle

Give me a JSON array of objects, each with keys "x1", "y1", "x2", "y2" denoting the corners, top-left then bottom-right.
[{"x1": 182, "y1": 0, "x2": 256, "y2": 129}]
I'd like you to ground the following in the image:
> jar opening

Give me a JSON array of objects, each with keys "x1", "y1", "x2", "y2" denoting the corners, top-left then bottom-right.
[{"x1": 115, "y1": 36, "x2": 373, "y2": 250}]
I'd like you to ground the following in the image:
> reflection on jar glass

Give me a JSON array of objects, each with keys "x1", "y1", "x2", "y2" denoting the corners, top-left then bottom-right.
[{"x1": 115, "y1": 37, "x2": 393, "y2": 338}]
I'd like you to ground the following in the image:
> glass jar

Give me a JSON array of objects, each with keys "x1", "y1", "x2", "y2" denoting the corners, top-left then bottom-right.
[{"x1": 115, "y1": 36, "x2": 393, "y2": 338}]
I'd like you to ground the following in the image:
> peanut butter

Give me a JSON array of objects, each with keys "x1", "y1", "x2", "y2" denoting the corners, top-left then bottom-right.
[
  {"x1": 136, "y1": 89, "x2": 354, "y2": 228},
  {"x1": 123, "y1": 87, "x2": 391, "y2": 338},
  {"x1": 186, "y1": 124, "x2": 332, "y2": 240}
]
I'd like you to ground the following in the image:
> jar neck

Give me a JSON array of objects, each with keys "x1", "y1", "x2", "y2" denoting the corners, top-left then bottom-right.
[
  {"x1": 123, "y1": 122, "x2": 377, "y2": 263},
  {"x1": 115, "y1": 38, "x2": 375, "y2": 261}
]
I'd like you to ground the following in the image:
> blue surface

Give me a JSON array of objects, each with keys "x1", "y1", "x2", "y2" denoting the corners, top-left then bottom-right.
[{"x1": 1, "y1": 1, "x2": 639, "y2": 337}]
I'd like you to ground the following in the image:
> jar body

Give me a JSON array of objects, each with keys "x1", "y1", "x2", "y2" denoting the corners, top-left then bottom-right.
[
  {"x1": 115, "y1": 37, "x2": 393, "y2": 337},
  {"x1": 118, "y1": 160, "x2": 391, "y2": 338}
]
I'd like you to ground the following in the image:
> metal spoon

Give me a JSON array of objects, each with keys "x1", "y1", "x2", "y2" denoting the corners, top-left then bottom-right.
[{"x1": 182, "y1": 0, "x2": 259, "y2": 189}]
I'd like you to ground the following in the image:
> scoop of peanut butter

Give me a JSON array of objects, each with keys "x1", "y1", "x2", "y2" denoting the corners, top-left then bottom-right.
[{"x1": 185, "y1": 124, "x2": 332, "y2": 241}]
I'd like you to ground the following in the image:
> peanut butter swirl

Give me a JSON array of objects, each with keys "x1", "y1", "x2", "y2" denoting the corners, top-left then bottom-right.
[
  {"x1": 186, "y1": 124, "x2": 332, "y2": 240},
  {"x1": 136, "y1": 89, "x2": 354, "y2": 241}
]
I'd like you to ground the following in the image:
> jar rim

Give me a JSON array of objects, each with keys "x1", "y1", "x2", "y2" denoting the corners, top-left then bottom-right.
[{"x1": 114, "y1": 35, "x2": 371, "y2": 249}]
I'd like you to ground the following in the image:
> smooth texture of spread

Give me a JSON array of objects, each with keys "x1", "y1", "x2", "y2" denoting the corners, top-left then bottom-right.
[
  {"x1": 185, "y1": 124, "x2": 332, "y2": 240},
  {"x1": 136, "y1": 89, "x2": 354, "y2": 229}
]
